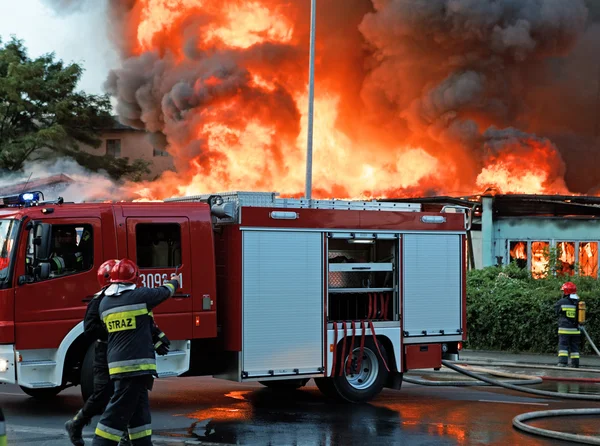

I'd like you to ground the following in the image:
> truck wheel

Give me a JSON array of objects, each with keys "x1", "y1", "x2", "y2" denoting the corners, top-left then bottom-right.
[
  {"x1": 259, "y1": 378, "x2": 309, "y2": 390},
  {"x1": 80, "y1": 342, "x2": 95, "y2": 402},
  {"x1": 20, "y1": 386, "x2": 63, "y2": 400},
  {"x1": 320, "y1": 338, "x2": 389, "y2": 403}
]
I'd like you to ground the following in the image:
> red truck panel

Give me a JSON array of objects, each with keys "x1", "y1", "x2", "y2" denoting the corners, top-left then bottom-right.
[
  {"x1": 215, "y1": 225, "x2": 242, "y2": 351},
  {"x1": 405, "y1": 344, "x2": 442, "y2": 370},
  {"x1": 240, "y1": 207, "x2": 465, "y2": 231}
]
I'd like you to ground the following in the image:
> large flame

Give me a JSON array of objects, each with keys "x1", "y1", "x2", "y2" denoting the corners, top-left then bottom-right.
[{"x1": 104, "y1": 0, "x2": 592, "y2": 200}]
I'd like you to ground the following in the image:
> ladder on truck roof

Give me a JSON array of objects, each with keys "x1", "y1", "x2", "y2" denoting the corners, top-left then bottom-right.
[
  {"x1": 165, "y1": 191, "x2": 472, "y2": 228},
  {"x1": 165, "y1": 191, "x2": 422, "y2": 212}
]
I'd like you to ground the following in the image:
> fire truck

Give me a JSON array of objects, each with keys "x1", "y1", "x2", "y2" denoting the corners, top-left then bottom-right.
[{"x1": 0, "y1": 190, "x2": 468, "y2": 403}]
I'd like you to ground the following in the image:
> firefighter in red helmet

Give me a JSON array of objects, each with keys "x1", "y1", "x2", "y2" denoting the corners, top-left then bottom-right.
[
  {"x1": 65, "y1": 260, "x2": 171, "y2": 446},
  {"x1": 92, "y1": 259, "x2": 178, "y2": 446},
  {"x1": 554, "y1": 281, "x2": 581, "y2": 368}
]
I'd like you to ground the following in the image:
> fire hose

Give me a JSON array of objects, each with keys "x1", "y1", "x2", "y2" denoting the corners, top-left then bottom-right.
[
  {"x1": 407, "y1": 324, "x2": 600, "y2": 444},
  {"x1": 331, "y1": 293, "x2": 391, "y2": 377}
]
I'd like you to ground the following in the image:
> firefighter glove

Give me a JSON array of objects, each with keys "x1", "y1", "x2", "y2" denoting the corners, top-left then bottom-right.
[
  {"x1": 166, "y1": 279, "x2": 180, "y2": 292},
  {"x1": 154, "y1": 332, "x2": 171, "y2": 356}
]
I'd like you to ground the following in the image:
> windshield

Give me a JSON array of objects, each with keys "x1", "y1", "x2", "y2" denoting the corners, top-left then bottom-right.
[{"x1": 0, "y1": 219, "x2": 19, "y2": 284}]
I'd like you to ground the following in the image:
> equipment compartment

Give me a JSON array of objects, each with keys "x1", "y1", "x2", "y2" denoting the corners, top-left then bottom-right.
[{"x1": 326, "y1": 236, "x2": 398, "y2": 322}]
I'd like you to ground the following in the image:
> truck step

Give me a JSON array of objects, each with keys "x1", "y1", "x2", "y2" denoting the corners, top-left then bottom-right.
[
  {"x1": 29, "y1": 381, "x2": 56, "y2": 388},
  {"x1": 163, "y1": 350, "x2": 186, "y2": 357},
  {"x1": 20, "y1": 360, "x2": 56, "y2": 367}
]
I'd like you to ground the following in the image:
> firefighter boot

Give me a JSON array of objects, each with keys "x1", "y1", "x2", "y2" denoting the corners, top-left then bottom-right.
[{"x1": 65, "y1": 410, "x2": 89, "y2": 446}]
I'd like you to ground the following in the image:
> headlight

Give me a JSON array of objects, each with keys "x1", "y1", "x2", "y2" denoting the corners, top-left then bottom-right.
[{"x1": 0, "y1": 359, "x2": 8, "y2": 372}]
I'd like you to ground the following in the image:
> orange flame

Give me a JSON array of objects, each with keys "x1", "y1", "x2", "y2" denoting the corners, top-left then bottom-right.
[
  {"x1": 114, "y1": 0, "x2": 578, "y2": 201},
  {"x1": 510, "y1": 242, "x2": 526, "y2": 261},
  {"x1": 531, "y1": 241, "x2": 549, "y2": 279}
]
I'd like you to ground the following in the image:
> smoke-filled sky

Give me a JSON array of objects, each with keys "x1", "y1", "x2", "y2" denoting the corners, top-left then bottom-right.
[
  {"x1": 2, "y1": 0, "x2": 600, "y2": 200},
  {"x1": 0, "y1": 0, "x2": 116, "y2": 95}
]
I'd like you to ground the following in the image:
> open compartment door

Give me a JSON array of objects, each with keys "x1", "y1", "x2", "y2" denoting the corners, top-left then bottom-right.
[
  {"x1": 402, "y1": 234, "x2": 463, "y2": 343},
  {"x1": 241, "y1": 231, "x2": 323, "y2": 379}
]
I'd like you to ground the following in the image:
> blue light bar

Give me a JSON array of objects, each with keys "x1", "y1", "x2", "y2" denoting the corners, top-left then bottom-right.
[{"x1": 0, "y1": 191, "x2": 44, "y2": 207}]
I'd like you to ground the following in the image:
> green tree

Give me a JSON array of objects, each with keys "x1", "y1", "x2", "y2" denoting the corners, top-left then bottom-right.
[{"x1": 0, "y1": 37, "x2": 150, "y2": 180}]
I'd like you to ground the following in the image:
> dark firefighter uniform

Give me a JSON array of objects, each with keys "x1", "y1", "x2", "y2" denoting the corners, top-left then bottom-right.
[
  {"x1": 92, "y1": 280, "x2": 178, "y2": 445},
  {"x1": 0, "y1": 407, "x2": 6, "y2": 446},
  {"x1": 554, "y1": 294, "x2": 580, "y2": 367},
  {"x1": 66, "y1": 288, "x2": 171, "y2": 445}
]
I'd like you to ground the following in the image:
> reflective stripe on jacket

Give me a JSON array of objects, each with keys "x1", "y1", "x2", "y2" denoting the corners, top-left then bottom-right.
[{"x1": 99, "y1": 282, "x2": 176, "y2": 379}]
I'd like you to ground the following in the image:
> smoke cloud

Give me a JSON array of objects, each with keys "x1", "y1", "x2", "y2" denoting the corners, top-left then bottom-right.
[
  {"x1": 51, "y1": 0, "x2": 600, "y2": 198},
  {"x1": 0, "y1": 159, "x2": 124, "y2": 202}
]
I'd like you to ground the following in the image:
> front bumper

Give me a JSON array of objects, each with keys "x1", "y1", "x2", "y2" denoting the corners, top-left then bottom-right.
[{"x1": 0, "y1": 345, "x2": 16, "y2": 384}]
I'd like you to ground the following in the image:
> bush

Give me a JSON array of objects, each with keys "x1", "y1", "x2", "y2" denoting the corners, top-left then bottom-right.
[{"x1": 466, "y1": 262, "x2": 600, "y2": 354}]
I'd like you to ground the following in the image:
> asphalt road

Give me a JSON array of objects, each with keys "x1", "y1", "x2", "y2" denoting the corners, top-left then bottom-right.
[{"x1": 1, "y1": 375, "x2": 599, "y2": 445}]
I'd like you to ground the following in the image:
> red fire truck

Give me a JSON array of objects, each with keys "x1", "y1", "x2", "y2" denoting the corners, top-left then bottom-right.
[{"x1": 0, "y1": 191, "x2": 468, "y2": 403}]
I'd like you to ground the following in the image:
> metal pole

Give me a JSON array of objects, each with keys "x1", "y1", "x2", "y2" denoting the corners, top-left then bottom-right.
[{"x1": 305, "y1": 0, "x2": 316, "y2": 200}]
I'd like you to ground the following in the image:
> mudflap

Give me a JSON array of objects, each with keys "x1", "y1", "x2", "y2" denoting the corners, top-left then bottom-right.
[{"x1": 384, "y1": 371, "x2": 403, "y2": 390}]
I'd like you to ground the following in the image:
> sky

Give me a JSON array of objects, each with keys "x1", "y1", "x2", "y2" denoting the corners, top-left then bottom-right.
[{"x1": 0, "y1": 0, "x2": 117, "y2": 95}]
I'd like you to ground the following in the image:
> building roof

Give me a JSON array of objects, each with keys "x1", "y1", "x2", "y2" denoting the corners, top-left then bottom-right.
[
  {"x1": 2, "y1": 174, "x2": 74, "y2": 195},
  {"x1": 379, "y1": 194, "x2": 600, "y2": 218}
]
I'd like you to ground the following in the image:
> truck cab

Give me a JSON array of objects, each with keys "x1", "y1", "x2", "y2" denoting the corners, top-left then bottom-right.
[{"x1": 0, "y1": 192, "x2": 218, "y2": 399}]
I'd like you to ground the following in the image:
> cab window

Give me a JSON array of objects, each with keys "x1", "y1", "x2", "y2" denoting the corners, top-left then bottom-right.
[
  {"x1": 136, "y1": 224, "x2": 181, "y2": 268},
  {"x1": 27, "y1": 224, "x2": 94, "y2": 280}
]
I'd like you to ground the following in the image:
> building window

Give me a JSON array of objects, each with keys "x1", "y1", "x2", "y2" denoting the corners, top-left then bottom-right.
[
  {"x1": 153, "y1": 148, "x2": 169, "y2": 157},
  {"x1": 556, "y1": 242, "x2": 575, "y2": 276},
  {"x1": 531, "y1": 241, "x2": 550, "y2": 279},
  {"x1": 135, "y1": 223, "x2": 181, "y2": 268},
  {"x1": 509, "y1": 241, "x2": 527, "y2": 269},
  {"x1": 579, "y1": 242, "x2": 598, "y2": 278},
  {"x1": 106, "y1": 139, "x2": 121, "y2": 157}
]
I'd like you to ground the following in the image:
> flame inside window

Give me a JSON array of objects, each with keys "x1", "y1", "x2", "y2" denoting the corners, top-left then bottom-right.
[
  {"x1": 556, "y1": 241, "x2": 575, "y2": 276},
  {"x1": 579, "y1": 242, "x2": 598, "y2": 278},
  {"x1": 509, "y1": 241, "x2": 527, "y2": 269},
  {"x1": 531, "y1": 241, "x2": 549, "y2": 279}
]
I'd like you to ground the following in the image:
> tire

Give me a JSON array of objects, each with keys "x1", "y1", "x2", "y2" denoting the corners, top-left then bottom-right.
[
  {"x1": 80, "y1": 342, "x2": 95, "y2": 402},
  {"x1": 259, "y1": 378, "x2": 309, "y2": 390},
  {"x1": 20, "y1": 386, "x2": 63, "y2": 400},
  {"x1": 314, "y1": 377, "x2": 337, "y2": 398},
  {"x1": 322, "y1": 338, "x2": 389, "y2": 403}
]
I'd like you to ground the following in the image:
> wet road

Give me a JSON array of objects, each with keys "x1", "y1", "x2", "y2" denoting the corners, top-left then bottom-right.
[{"x1": 1, "y1": 376, "x2": 599, "y2": 445}]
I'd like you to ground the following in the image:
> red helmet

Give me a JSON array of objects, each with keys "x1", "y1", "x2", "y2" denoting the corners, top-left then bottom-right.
[
  {"x1": 110, "y1": 259, "x2": 140, "y2": 284},
  {"x1": 97, "y1": 259, "x2": 118, "y2": 287},
  {"x1": 561, "y1": 282, "x2": 577, "y2": 294}
]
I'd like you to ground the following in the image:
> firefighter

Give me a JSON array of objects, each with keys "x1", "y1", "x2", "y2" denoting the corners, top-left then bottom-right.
[
  {"x1": 65, "y1": 260, "x2": 171, "y2": 446},
  {"x1": 50, "y1": 228, "x2": 85, "y2": 275},
  {"x1": 554, "y1": 281, "x2": 581, "y2": 368},
  {"x1": 92, "y1": 259, "x2": 178, "y2": 446}
]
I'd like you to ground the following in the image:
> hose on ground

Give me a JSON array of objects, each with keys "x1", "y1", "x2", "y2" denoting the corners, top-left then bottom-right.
[
  {"x1": 403, "y1": 365, "x2": 542, "y2": 386},
  {"x1": 581, "y1": 326, "x2": 600, "y2": 358},
  {"x1": 437, "y1": 360, "x2": 600, "y2": 444},
  {"x1": 513, "y1": 409, "x2": 600, "y2": 445},
  {"x1": 441, "y1": 360, "x2": 600, "y2": 401}
]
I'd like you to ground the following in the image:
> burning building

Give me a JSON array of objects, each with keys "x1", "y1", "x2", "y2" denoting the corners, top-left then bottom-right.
[{"x1": 392, "y1": 194, "x2": 600, "y2": 279}]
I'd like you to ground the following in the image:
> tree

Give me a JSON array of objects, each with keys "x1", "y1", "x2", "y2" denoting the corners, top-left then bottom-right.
[{"x1": 0, "y1": 37, "x2": 150, "y2": 180}]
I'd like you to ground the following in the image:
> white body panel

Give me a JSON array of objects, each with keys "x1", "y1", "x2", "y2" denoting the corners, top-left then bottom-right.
[
  {"x1": 13, "y1": 320, "x2": 190, "y2": 389},
  {"x1": 402, "y1": 234, "x2": 462, "y2": 340},
  {"x1": 242, "y1": 231, "x2": 323, "y2": 378}
]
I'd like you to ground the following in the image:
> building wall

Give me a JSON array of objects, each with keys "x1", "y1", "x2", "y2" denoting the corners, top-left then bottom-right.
[
  {"x1": 492, "y1": 217, "x2": 600, "y2": 277},
  {"x1": 80, "y1": 130, "x2": 175, "y2": 180}
]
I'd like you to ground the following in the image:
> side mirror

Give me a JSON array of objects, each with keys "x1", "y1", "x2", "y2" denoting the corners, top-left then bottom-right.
[
  {"x1": 33, "y1": 222, "x2": 52, "y2": 261},
  {"x1": 38, "y1": 262, "x2": 50, "y2": 281}
]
